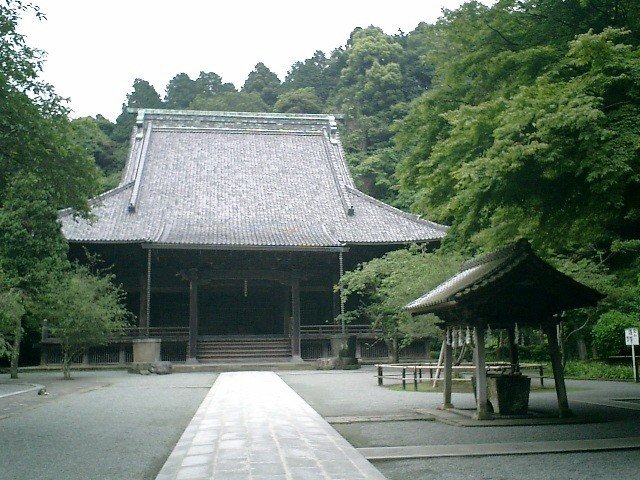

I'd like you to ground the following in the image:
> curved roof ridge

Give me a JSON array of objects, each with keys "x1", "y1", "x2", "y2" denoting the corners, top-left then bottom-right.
[
  {"x1": 460, "y1": 239, "x2": 530, "y2": 271},
  {"x1": 344, "y1": 185, "x2": 448, "y2": 231},
  {"x1": 59, "y1": 182, "x2": 134, "y2": 218}
]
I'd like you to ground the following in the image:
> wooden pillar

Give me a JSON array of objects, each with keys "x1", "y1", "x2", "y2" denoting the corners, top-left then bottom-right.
[
  {"x1": 507, "y1": 325, "x2": 520, "y2": 373},
  {"x1": 187, "y1": 273, "x2": 199, "y2": 364},
  {"x1": 544, "y1": 323, "x2": 571, "y2": 417},
  {"x1": 283, "y1": 287, "x2": 291, "y2": 335},
  {"x1": 332, "y1": 274, "x2": 340, "y2": 323},
  {"x1": 474, "y1": 323, "x2": 490, "y2": 420},
  {"x1": 442, "y1": 333, "x2": 453, "y2": 409},
  {"x1": 291, "y1": 276, "x2": 301, "y2": 359},
  {"x1": 139, "y1": 274, "x2": 148, "y2": 333}
]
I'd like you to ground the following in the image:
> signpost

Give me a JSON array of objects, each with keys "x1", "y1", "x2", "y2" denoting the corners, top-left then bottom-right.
[{"x1": 625, "y1": 327, "x2": 639, "y2": 383}]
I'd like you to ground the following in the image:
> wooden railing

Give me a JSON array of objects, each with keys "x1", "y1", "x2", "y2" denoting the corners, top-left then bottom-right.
[
  {"x1": 122, "y1": 327, "x2": 190, "y2": 338},
  {"x1": 300, "y1": 324, "x2": 380, "y2": 336},
  {"x1": 375, "y1": 362, "x2": 545, "y2": 390}
]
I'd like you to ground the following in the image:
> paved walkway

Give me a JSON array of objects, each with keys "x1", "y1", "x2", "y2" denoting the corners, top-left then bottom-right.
[{"x1": 155, "y1": 371, "x2": 387, "y2": 480}]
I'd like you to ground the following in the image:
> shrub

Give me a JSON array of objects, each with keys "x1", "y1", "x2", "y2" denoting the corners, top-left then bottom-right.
[{"x1": 591, "y1": 310, "x2": 640, "y2": 359}]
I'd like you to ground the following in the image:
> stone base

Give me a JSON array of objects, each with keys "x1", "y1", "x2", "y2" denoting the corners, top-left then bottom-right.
[
  {"x1": 132, "y1": 338, "x2": 161, "y2": 364},
  {"x1": 316, "y1": 356, "x2": 361, "y2": 370}
]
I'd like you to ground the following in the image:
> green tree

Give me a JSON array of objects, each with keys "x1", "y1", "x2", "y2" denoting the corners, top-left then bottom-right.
[
  {"x1": 164, "y1": 73, "x2": 199, "y2": 109},
  {"x1": 0, "y1": 176, "x2": 69, "y2": 377},
  {"x1": 338, "y1": 248, "x2": 460, "y2": 361},
  {"x1": 190, "y1": 91, "x2": 269, "y2": 112},
  {"x1": 242, "y1": 62, "x2": 282, "y2": 107},
  {"x1": 39, "y1": 262, "x2": 130, "y2": 379},
  {"x1": 194, "y1": 71, "x2": 236, "y2": 96},
  {"x1": 284, "y1": 50, "x2": 333, "y2": 101},
  {"x1": 274, "y1": 87, "x2": 323, "y2": 114},
  {"x1": 111, "y1": 78, "x2": 163, "y2": 145}
]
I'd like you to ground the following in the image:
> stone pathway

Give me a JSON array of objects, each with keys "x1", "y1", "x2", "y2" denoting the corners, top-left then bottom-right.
[{"x1": 155, "y1": 371, "x2": 387, "y2": 480}]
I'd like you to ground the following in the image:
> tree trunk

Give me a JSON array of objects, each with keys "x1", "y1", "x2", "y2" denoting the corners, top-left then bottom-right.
[
  {"x1": 387, "y1": 337, "x2": 399, "y2": 363},
  {"x1": 9, "y1": 315, "x2": 22, "y2": 379},
  {"x1": 61, "y1": 344, "x2": 72, "y2": 380}
]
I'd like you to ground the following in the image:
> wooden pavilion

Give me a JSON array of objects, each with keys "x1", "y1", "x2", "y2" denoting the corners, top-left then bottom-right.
[
  {"x1": 404, "y1": 239, "x2": 603, "y2": 419},
  {"x1": 51, "y1": 110, "x2": 446, "y2": 364}
]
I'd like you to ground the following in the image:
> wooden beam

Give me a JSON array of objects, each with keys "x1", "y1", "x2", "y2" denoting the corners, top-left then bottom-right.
[
  {"x1": 544, "y1": 323, "x2": 572, "y2": 418},
  {"x1": 474, "y1": 323, "x2": 491, "y2": 420}
]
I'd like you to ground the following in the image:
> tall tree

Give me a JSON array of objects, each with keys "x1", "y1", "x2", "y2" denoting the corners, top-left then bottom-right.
[
  {"x1": 194, "y1": 71, "x2": 236, "y2": 96},
  {"x1": 111, "y1": 78, "x2": 163, "y2": 145},
  {"x1": 164, "y1": 72, "x2": 198, "y2": 109},
  {"x1": 242, "y1": 62, "x2": 282, "y2": 107},
  {"x1": 273, "y1": 87, "x2": 323, "y2": 114},
  {"x1": 284, "y1": 50, "x2": 332, "y2": 101}
]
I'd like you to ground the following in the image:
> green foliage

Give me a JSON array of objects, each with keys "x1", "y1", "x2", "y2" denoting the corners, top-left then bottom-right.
[
  {"x1": 592, "y1": 310, "x2": 640, "y2": 358},
  {"x1": 164, "y1": 73, "x2": 198, "y2": 109},
  {"x1": 242, "y1": 62, "x2": 281, "y2": 107},
  {"x1": 39, "y1": 262, "x2": 131, "y2": 379},
  {"x1": 563, "y1": 360, "x2": 636, "y2": 380},
  {"x1": 70, "y1": 116, "x2": 121, "y2": 175},
  {"x1": 194, "y1": 71, "x2": 236, "y2": 96},
  {"x1": 111, "y1": 78, "x2": 163, "y2": 145},
  {"x1": 273, "y1": 87, "x2": 323, "y2": 114},
  {"x1": 0, "y1": 272, "x2": 24, "y2": 359},
  {"x1": 190, "y1": 92, "x2": 268, "y2": 112},
  {"x1": 284, "y1": 50, "x2": 333, "y2": 101},
  {"x1": 337, "y1": 248, "x2": 461, "y2": 358}
]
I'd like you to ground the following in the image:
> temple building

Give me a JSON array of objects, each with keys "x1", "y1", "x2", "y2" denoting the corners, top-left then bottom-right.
[{"x1": 53, "y1": 110, "x2": 446, "y2": 364}]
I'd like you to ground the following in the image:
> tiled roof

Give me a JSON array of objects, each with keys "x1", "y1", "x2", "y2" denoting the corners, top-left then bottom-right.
[
  {"x1": 404, "y1": 239, "x2": 604, "y2": 315},
  {"x1": 61, "y1": 110, "x2": 447, "y2": 250}
]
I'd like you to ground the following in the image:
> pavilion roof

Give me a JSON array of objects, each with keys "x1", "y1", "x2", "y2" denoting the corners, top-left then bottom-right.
[
  {"x1": 60, "y1": 110, "x2": 446, "y2": 251},
  {"x1": 404, "y1": 239, "x2": 604, "y2": 326}
]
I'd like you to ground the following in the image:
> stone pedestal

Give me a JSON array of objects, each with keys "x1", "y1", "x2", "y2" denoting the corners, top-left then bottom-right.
[
  {"x1": 325, "y1": 334, "x2": 360, "y2": 370},
  {"x1": 132, "y1": 338, "x2": 161, "y2": 364},
  {"x1": 473, "y1": 374, "x2": 531, "y2": 415}
]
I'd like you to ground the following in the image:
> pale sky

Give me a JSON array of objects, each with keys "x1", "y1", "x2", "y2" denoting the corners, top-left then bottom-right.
[{"x1": 19, "y1": 0, "x2": 480, "y2": 121}]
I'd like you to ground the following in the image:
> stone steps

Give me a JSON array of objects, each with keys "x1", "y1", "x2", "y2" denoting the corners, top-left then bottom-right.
[{"x1": 196, "y1": 338, "x2": 292, "y2": 361}]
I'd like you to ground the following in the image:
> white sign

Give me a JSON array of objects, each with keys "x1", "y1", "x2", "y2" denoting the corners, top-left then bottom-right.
[{"x1": 625, "y1": 327, "x2": 639, "y2": 346}]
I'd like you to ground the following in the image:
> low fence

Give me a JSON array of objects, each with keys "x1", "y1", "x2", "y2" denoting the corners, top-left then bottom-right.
[
  {"x1": 40, "y1": 340, "x2": 188, "y2": 366},
  {"x1": 375, "y1": 362, "x2": 545, "y2": 390},
  {"x1": 300, "y1": 339, "x2": 430, "y2": 361}
]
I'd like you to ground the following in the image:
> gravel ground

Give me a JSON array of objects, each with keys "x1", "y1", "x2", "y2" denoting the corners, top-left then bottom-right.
[
  {"x1": 280, "y1": 367, "x2": 640, "y2": 480},
  {"x1": 0, "y1": 370, "x2": 215, "y2": 480}
]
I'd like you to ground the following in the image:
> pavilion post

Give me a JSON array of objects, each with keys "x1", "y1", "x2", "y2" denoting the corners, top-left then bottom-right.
[
  {"x1": 544, "y1": 323, "x2": 571, "y2": 417},
  {"x1": 139, "y1": 274, "x2": 148, "y2": 334},
  {"x1": 474, "y1": 322, "x2": 490, "y2": 420},
  {"x1": 291, "y1": 276, "x2": 301, "y2": 360},
  {"x1": 441, "y1": 332, "x2": 453, "y2": 409},
  {"x1": 507, "y1": 325, "x2": 520, "y2": 373},
  {"x1": 187, "y1": 272, "x2": 199, "y2": 364}
]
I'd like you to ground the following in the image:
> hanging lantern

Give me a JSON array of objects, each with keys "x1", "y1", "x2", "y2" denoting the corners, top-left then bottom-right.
[
  {"x1": 465, "y1": 326, "x2": 472, "y2": 345},
  {"x1": 243, "y1": 279, "x2": 248, "y2": 297},
  {"x1": 452, "y1": 329, "x2": 458, "y2": 349},
  {"x1": 514, "y1": 322, "x2": 520, "y2": 345},
  {"x1": 446, "y1": 328, "x2": 452, "y2": 346},
  {"x1": 458, "y1": 328, "x2": 464, "y2": 348}
]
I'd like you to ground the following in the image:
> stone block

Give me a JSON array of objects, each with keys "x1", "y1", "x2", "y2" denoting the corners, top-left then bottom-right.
[{"x1": 132, "y1": 338, "x2": 161, "y2": 363}]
